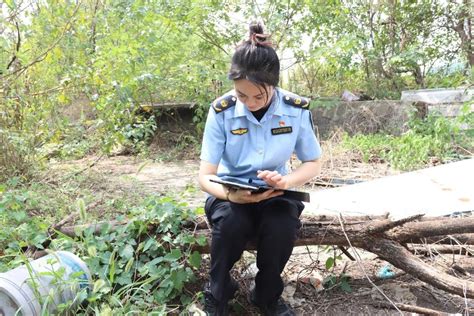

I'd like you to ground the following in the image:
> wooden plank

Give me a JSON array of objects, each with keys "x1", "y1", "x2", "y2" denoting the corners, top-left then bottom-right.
[{"x1": 305, "y1": 158, "x2": 474, "y2": 219}]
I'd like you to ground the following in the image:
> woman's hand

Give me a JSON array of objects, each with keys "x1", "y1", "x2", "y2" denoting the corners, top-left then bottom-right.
[
  {"x1": 257, "y1": 170, "x2": 289, "y2": 189},
  {"x1": 228, "y1": 188, "x2": 283, "y2": 204}
]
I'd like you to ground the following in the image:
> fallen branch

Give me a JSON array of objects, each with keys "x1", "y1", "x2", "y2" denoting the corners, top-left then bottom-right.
[
  {"x1": 423, "y1": 234, "x2": 474, "y2": 245},
  {"x1": 365, "y1": 238, "x2": 474, "y2": 298},
  {"x1": 368, "y1": 214, "x2": 425, "y2": 234},
  {"x1": 372, "y1": 301, "x2": 449, "y2": 315},
  {"x1": 409, "y1": 244, "x2": 474, "y2": 256},
  {"x1": 387, "y1": 217, "x2": 474, "y2": 242}
]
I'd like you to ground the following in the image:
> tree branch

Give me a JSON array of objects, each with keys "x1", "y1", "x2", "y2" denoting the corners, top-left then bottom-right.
[
  {"x1": 6, "y1": 21, "x2": 21, "y2": 70},
  {"x1": 1, "y1": 1, "x2": 82, "y2": 80},
  {"x1": 366, "y1": 238, "x2": 474, "y2": 298}
]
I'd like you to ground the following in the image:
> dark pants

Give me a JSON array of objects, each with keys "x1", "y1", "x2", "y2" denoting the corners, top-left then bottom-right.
[{"x1": 204, "y1": 196, "x2": 304, "y2": 306}]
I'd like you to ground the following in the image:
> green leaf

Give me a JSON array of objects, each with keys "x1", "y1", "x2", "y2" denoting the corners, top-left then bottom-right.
[
  {"x1": 87, "y1": 246, "x2": 97, "y2": 257},
  {"x1": 323, "y1": 275, "x2": 336, "y2": 289},
  {"x1": 164, "y1": 248, "x2": 182, "y2": 262},
  {"x1": 120, "y1": 244, "x2": 134, "y2": 260},
  {"x1": 143, "y1": 238, "x2": 157, "y2": 252},
  {"x1": 325, "y1": 257, "x2": 334, "y2": 270},
  {"x1": 5, "y1": 0, "x2": 16, "y2": 10},
  {"x1": 148, "y1": 257, "x2": 164, "y2": 266},
  {"x1": 340, "y1": 279, "x2": 352, "y2": 293},
  {"x1": 76, "y1": 199, "x2": 86, "y2": 221},
  {"x1": 196, "y1": 235, "x2": 207, "y2": 246},
  {"x1": 93, "y1": 279, "x2": 106, "y2": 293},
  {"x1": 11, "y1": 210, "x2": 27, "y2": 222},
  {"x1": 108, "y1": 250, "x2": 116, "y2": 283},
  {"x1": 124, "y1": 257, "x2": 134, "y2": 273},
  {"x1": 188, "y1": 251, "x2": 201, "y2": 269}
]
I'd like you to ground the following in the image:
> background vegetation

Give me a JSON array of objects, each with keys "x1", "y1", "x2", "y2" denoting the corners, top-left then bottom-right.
[
  {"x1": 1, "y1": 0, "x2": 472, "y2": 180},
  {"x1": 0, "y1": 0, "x2": 473, "y2": 314}
]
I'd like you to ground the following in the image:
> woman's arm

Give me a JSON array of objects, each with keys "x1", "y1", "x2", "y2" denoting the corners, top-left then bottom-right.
[
  {"x1": 198, "y1": 161, "x2": 229, "y2": 200},
  {"x1": 257, "y1": 159, "x2": 322, "y2": 189}
]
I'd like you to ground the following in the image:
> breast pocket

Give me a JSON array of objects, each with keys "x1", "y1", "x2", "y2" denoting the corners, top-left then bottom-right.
[
  {"x1": 267, "y1": 129, "x2": 297, "y2": 164},
  {"x1": 225, "y1": 129, "x2": 250, "y2": 166}
]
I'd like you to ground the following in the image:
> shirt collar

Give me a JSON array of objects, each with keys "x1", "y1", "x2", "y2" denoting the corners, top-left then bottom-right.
[
  {"x1": 234, "y1": 99, "x2": 247, "y2": 118},
  {"x1": 229, "y1": 87, "x2": 298, "y2": 120}
]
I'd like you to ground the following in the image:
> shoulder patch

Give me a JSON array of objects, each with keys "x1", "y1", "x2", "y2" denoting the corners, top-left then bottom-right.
[
  {"x1": 212, "y1": 95, "x2": 237, "y2": 113},
  {"x1": 283, "y1": 94, "x2": 310, "y2": 109}
]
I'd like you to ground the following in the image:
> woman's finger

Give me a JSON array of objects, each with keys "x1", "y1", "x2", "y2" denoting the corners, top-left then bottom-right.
[{"x1": 270, "y1": 174, "x2": 282, "y2": 182}]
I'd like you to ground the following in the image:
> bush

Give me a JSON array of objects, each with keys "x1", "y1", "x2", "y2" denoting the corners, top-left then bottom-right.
[{"x1": 342, "y1": 106, "x2": 473, "y2": 170}]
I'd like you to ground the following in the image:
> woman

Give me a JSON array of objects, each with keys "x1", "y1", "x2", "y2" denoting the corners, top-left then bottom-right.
[{"x1": 198, "y1": 22, "x2": 322, "y2": 316}]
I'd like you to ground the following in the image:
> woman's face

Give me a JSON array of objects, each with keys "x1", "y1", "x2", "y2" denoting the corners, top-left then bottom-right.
[{"x1": 234, "y1": 79, "x2": 274, "y2": 112}]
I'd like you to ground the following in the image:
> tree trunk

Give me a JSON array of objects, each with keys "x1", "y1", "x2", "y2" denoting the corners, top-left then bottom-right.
[{"x1": 452, "y1": 0, "x2": 473, "y2": 67}]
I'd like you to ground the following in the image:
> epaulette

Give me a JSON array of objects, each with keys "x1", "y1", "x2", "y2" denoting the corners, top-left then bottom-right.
[
  {"x1": 212, "y1": 95, "x2": 237, "y2": 113},
  {"x1": 283, "y1": 94, "x2": 310, "y2": 109}
]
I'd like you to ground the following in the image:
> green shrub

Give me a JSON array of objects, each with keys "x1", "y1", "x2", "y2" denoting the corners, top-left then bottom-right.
[
  {"x1": 64, "y1": 196, "x2": 206, "y2": 314},
  {"x1": 0, "y1": 178, "x2": 49, "y2": 271},
  {"x1": 342, "y1": 106, "x2": 473, "y2": 171}
]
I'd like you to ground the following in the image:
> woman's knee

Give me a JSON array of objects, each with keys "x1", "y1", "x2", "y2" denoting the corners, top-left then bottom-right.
[
  {"x1": 211, "y1": 207, "x2": 254, "y2": 240},
  {"x1": 259, "y1": 210, "x2": 301, "y2": 240}
]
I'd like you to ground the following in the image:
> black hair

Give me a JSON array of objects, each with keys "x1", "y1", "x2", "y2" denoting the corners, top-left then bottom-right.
[{"x1": 228, "y1": 22, "x2": 280, "y2": 89}]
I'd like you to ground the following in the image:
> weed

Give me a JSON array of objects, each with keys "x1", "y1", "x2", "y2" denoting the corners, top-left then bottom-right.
[
  {"x1": 0, "y1": 179, "x2": 49, "y2": 264},
  {"x1": 64, "y1": 196, "x2": 205, "y2": 313},
  {"x1": 1, "y1": 192, "x2": 205, "y2": 314},
  {"x1": 341, "y1": 107, "x2": 473, "y2": 170}
]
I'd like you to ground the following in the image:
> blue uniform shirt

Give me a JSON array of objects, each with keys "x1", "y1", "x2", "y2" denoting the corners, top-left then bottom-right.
[{"x1": 200, "y1": 87, "x2": 322, "y2": 186}]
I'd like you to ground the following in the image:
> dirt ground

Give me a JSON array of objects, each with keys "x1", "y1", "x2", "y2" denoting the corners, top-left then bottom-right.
[{"x1": 54, "y1": 154, "x2": 473, "y2": 315}]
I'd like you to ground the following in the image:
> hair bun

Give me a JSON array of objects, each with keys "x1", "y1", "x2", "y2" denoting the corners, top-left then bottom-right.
[
  {"x1": 249, "y1": 22, "x2": 264, "y2": 36},
  {"x1": 248, "y1": 22, "x2": 272, "y2": 47}
]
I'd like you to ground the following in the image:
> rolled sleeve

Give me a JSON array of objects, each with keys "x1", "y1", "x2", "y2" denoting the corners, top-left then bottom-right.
[
  {"x1": 295, "y1": 110, "x2": 322, "y2": 161},
  {"x1": 200, "y1": 107, "x2": 226, "y2": 165}
]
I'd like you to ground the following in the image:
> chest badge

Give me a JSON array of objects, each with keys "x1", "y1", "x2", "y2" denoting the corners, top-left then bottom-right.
[
  {"x1": 271, "y1": 126, "x2": 293, "y2": 135},
  {"x1": 231, "y1": 128, "x2": 248, "y2": 135},
  {"x1": 279, "y1": 120, "x2": 286, "y2": 127}
]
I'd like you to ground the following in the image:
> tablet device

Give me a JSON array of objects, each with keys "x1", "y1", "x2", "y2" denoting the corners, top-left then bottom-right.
[{"x1": 210, "y1": 178, "x2": 310, "y2": 202}]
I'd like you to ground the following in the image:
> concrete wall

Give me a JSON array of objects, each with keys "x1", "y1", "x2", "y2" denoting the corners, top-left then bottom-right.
[{"x1": 311, "y1": 100, "x2": 413, "y2": 137}]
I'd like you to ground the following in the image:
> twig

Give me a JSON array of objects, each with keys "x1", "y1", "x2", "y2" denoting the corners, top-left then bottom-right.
[
  {"x1": 62, "y1": 154, "x2": 104, "y2": 180},
  {"x1": 337, "y1": 213, "x2": 403, "y2": 314},
  {"x1": 6, "y1": 21, "x2": 21, "y2": 70},
  {"x1": 51, "y1": 211, "x2": 79, "y2": 232},
  {"x1": 195, "y1": 26, "x2": 229, "y2": 56},
  {"x1": 338, "y1": 246, "x2": 356, "y2": 261},
  {"x1": 369, "y1": 214, "x2": 425, "y2": 234},
  {"x1": 2, "y1": 84, "x2": 75, "y2": 100},
  {"x1": 373, "y1": 301, "x2": 448, "y2": 315}
]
